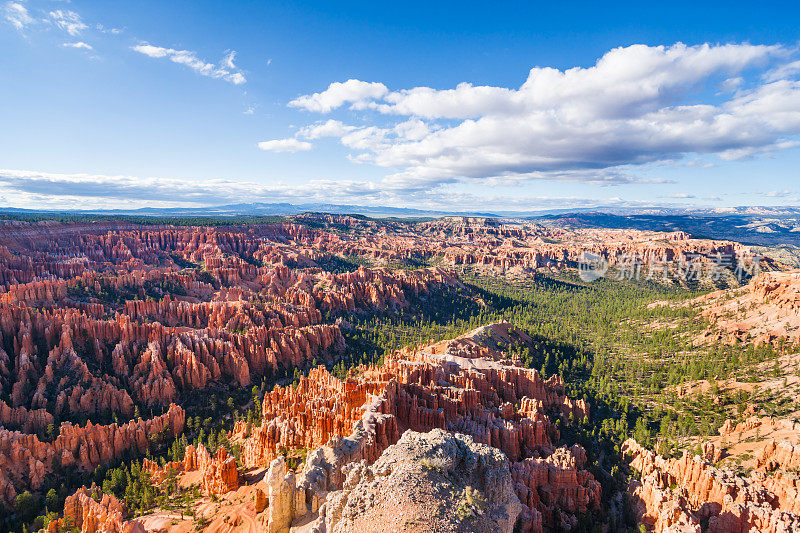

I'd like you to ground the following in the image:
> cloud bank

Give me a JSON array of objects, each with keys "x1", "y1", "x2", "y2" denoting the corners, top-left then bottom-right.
[
  {"x1": 268, "y1": 43, "x2": 800, "y2": 189},
  {"x1": 0, "y1": 168, "x2": 672, "y2": 212}
]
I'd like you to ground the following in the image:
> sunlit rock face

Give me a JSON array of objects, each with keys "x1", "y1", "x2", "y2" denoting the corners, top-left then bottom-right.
[
  {"x1": 232, "y1": 323, "x2": 600, "y2": 532},
  {"x1": 0, "y1": 218, "x2": 772, "y2": 532},
  {"x1": 0, "y1": 220, "x2": 459, "y2": 504},
  {"x1": 624, "y1": 436, "x2": 800, "y2": 533},
  {"x1": 696, "y1": 270, "x2": 800, "y2": 346}
]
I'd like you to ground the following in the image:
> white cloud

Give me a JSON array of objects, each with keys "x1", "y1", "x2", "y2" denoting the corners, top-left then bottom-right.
[
  {"x1": 222, "y1": 50, "x2": 237, "y2": 69},
  {"x1": 132, "y1": 44, "x2": 169, "y2": 58},
  {"x1": 257, "y1": 138, "x2": 313, "y2": 152},
  {"x1": 3, "y1": 2, "x2": 33, "y2": 30},
  {"x1": 49, "y1": 9, "x2": 87, "y2": 36},
  {"x1": 61, "y1": 41, "x2": 92, "y2": 50},
  {"x1": 297, "y1": 120, "x2": 357, "y2": 139},
  {"x1": 765, "y1": 60, "x2": 800, "y2": 82},
  {"x1": 719, "y1": 77, "x2": 744, "y2": 93},
  {"x1": 765, "y1": 189, "x2": 791, "y2": 197},
  {"x1": 0, "y1": 168, "x2": 393, "y2": 208},
  {"x1": 340, "y1": 126, "x2": 389, "y2": 151},
  {"x1": 0, "y1": 168, "x2": 681, "y2": 212},
  {"x1": 289, "y1": 79, "x2": 388, "y2": 112},
  {"x1": 131, "y1": 43, "x2": 246, "y2": 85},
  {"x1": 393, "y1": 118, "x2": 437, "y2": 141},
  {"x1": 96, "y1": 23, "x2": 122, "y2": 35},
  {"x1": 281, "y1": 43, "x2": 800, "y2": 189},
  {"x1": 376, "y1": 83, "x2": 518, "y2": 119}
]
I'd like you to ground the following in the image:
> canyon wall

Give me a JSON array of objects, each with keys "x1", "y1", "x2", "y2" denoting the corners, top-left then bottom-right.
[
  {"x1": 0, "y1": 404, "x2": 184, "y2": 504},
  {"x1": 236, "y1": 323, "x2": 600, "y2": 533},
  {"x1": 624, "y1": 438, "x2": 800, "y2": 533},
  {"x1": 696, "y1": 270, "x2": 800, "y2": 347},
  {"x1": 0, "y1": 220, "x2": 459, "y2": 506}
]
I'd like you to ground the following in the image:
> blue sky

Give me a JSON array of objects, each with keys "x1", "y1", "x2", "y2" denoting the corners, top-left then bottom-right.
[{"x1": 1, "y1": 0, "x2": 800, "y2": 211}]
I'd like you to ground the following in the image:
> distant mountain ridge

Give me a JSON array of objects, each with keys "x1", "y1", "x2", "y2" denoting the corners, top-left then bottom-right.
[
  {"x1": 0, "y1": 202, "x2": 498, "y2": 219},
  {"x1": 2, "y1": 202, "x2": 800, "y2": 247},
  {"x1": 2, "y1": 202, "x2": 799, "y2": 219},
  {"x1": 532, "y1": 211, "x2": 800, "y2": 248}
]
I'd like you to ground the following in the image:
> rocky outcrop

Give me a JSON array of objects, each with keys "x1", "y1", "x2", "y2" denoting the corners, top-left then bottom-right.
[
  {"x1": 141, "y1": 457, "x2": 182, "y2": 485},
  {"x1": 142, "y1": 442, "x2": 239, "y2": 495},
  {"x1": 700, "y1": 441, "x2": 722, "y2": 464},
  {"x1": 300, "y1": 215, "x2": 760, "y2": 283},
  {"x1": 752, "y1": 271, "x2": 800, "y2": 309},
  {"x1": 0, "y1": 229, "x2": 455, "y2": 423},
  {"x1": 266, "y1": 456, "x2": 296, "y2": 533},
  {"x1": 756, "y1": 439, "x2": 800, "y2": 472},
  {"x1": 200, "y1": 446, "x2": 240, "y2": 495},
  {"x1": 318, "y1": 429, "x2": 522, "y2": 533},
  {"x1": 48, "y1": 485, "x2": 145, "y2": 533},
  {"x1": 0, "y1": 404, "x2": 184, "y2": 504},
  {"x1": 0, "y1": 221, "x2": 476, "y2": 504},
  {"x1": 243, "y1": 367, "x2": 394, "y2": 468},
  {"x1": 696, "y1": 270, "x2": 800, "y2": 347},
  {"x1": 624, "y1": 438, "x2": 800, "y2": 533},
  {"x1": 719, "y1": 415, "x2": 800, "y2": 440},
  {"x1": 0, "y1": 400, "x2": 54, "y2": 433},
  {"x1": 1, "y1": 219, "x2": 742, "y2": 530},
  {"x1": 238, "y1": 323, "x2": 599, "y2": 532},
  {"x1": 511, "y1": 445, "x2": 601, "y2": 531},
  {"x1": 255, "y1": 486, "x2": 268, "y2": 513}
]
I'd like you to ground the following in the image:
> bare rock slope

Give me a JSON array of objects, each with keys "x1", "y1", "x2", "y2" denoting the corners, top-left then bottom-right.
[
  {"x1": 696, "y1": 270, "x2": 800, "y2": 346},
  {"x1": 320, "y1": 428, "x2": 521, "y2": 533}
]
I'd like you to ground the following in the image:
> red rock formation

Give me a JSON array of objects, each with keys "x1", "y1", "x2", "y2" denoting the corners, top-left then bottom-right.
[
  {"x1": 0, "y1": 400, "x2": 53, "y2": 433},
  {"x1": 48, "y1": 485, "x2": 145, "y2": 533},
  {"x1": 242, "y1": 367, "x2": 392, "y2": 467},
  {"x1": 0, "y1": 218, "x2": 759, "y2": 529},
  {"x1": 624, "y1": 438, "x2": 800, "y2": 533},
  {"x1": 200, "y1": 446, "x2": 240, "y2": 495},
  {"x1": 0, "y1": 404, "x2": 184, "y2": 504},
  {"x1": 752, "y1": 271, "x2": 800, "y2": 309},
  {"x1": 0, "y1": 222, "x2": 477, "y2": 517},
  {"x1": 254, "y1": 486, "x2": 268, "y2": 513},
  {"x1": 512, "y1": 445, "x2": 601, "y2": 529},
  {"x1": 299, "y1": 215, "x2": 766, "y2": 282},
  {"x1": 696, "y1": 270, "x2": 800, "y2": 347},
  {"x1": 142, "y1": 443, "x2": 239, "y2": 496},
  {"x1": 701, "y1": 441, "x2": 722, "y2": 464},
  {"x1": 240, "y1": 324, "x2": 600, "y2": 531},
  {"x1": 756, "y1": 439, "x2": 800, "y2": 472}
]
